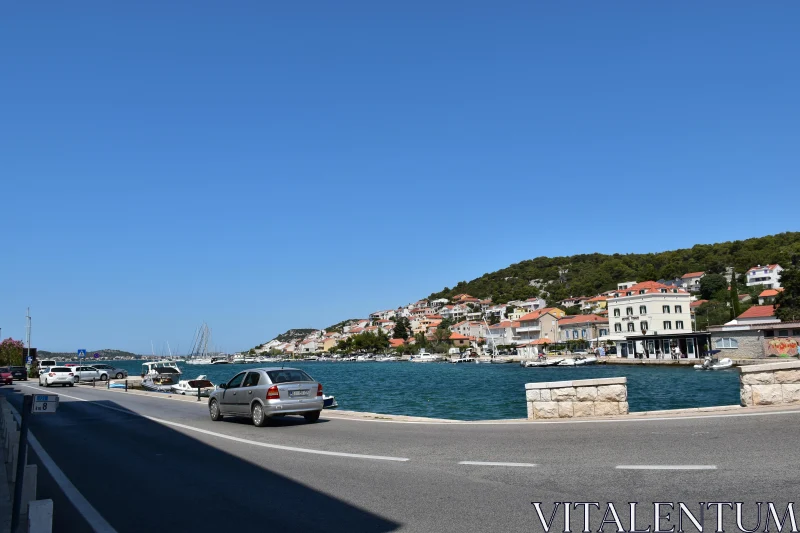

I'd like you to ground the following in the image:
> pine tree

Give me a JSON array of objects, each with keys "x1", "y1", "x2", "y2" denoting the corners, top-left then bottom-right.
[
  {"x1": 730, "y1": 269, "x2": 741, "y2": 318},
  {"x1": 393, "y1": 317, "x2": 409, "y2": 340},
  {"x1": 775, "y1": 261, "x2": 800, "y2": 322}
]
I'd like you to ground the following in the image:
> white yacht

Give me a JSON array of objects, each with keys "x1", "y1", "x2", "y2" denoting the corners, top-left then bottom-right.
[
  {"x1": 141, "y1": 361, "x2": 182, "y2": 392},
  {"x1": 410, "y1": 350, "x2": 444, "y2": 363},
  {"x1": 171, "y1": 375, "x2": 215, "y2": 396}
]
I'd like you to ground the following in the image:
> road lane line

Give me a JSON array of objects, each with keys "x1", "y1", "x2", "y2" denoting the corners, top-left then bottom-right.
[
  {"x1": 616, "y1": 465, "x2": 717, "y2": 470},
  {"x1": 18, "y1": 384, "x2": 410, "y2": 462},
  {"x1": 5, "y1": 399, "x2": 118, "y2": 533},
  {"x1": 459, "y1": 461, "x2": 538, "y2": 467}
]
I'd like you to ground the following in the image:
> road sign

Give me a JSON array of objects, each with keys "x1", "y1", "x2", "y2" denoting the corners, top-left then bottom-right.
[
  {"x1": 93, "y1": 353, "x2": 99, "y2": 359},
  {"x1": 26, "y1": 356, "x2": 32, "y2": 365},
  {"x1": 77, "y1": 349, "x2": 86, "y2": 358},
  {"x1": 32, "y1": 395, "x2": 59, "y2": 414}
]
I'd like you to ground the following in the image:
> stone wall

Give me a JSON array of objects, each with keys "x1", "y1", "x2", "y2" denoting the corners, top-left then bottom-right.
[
  {"x1": 739, "y1": 360, "x2": 800, "y2": 406},
  {"x1": 711, "y1": 330, "x2": 764, "y2": 358},
  {"x1": 525, "y1": 377, "x2": 628, "y2": 419}
]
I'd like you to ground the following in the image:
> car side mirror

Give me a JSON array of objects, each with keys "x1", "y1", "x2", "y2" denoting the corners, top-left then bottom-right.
[{"x1": 218, "y1": 383, "x2": 227, "y2": 389}]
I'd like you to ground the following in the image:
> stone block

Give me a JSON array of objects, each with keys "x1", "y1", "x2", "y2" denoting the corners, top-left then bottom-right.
[
  {"x1": 596, "y1": 384, "x2": 627, "y2": 402},
  {"x1": 539, "y1": 389, "x2": 551, "y2": 401},
  {"x1": 550, "y1": 387, "x2": 576, "y2": 401},
  {"x1": 774, "y1": 370, "x2": 800, "y2": 384},
  {"x1": 741, "y1": 372, "x2": 775, "y2": 385},
  {"x1": 576, "y1": 386, "x2": 598, "y2": 401},
  {"x1": 527, "y1": 401, "x2": 535, "y2": 420},
  {"x1": 740, "y1": 360, "x2": 800, "y2": 373},
  {"x1": 558, "y1": 401, "x2": 574, "y2": 418},
  {"x1": 573, "y1": 402, "x2": 595, "y2": 417},
  {"x1": 28, "y1": 499, "x2": 53, "y2": 533},
  {"x1": 781, "y1": 384, "x2": 800, "y2": 404},
  {"x1": 594, "y1": 402, "x2": 620, "y2": 416},
  {"x1": 751, "y1": 384, "x2": 783, "y2": 405},
  {"x1": 741, "y1": 384, "x2": 753, "y2": 407},
  {"x1": 533, "y1": 401, "x2": 559, "y2": 419},
  {"x1": 619, "y1": 401, "x2": 629, "y2": 414},
  {"x1": 526, "y1": 389, "x2": 541, "y2": 402}
]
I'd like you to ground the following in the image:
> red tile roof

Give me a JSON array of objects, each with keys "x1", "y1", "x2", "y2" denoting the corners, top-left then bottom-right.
[
  {"x1": 587, "y1": 295, "x2": 608, "y2": 302},
  {"x1": 610, "y1": 280, "x2": 687, "y2": 297},
  {"x1": 759, "y1": 288, "x2": 783, "y2": 298},
  {"x1": 690, "y1": 299, "x2": 708, "y2": 308},
  {"x1": 519, "y1": 337, "x2": 552, "y2": 346},
  {"x1": 737, "y1": 305, "x2": 776, "y2": 319},
  {"x1": 558, "y1": 314, "x2": 608, "y2": 326},
  {"x1": 748, "y1": 264, "x2": 780, "y2": 273},
  {"x1": 681, "y1": 271, "x2": 705, "y2": 279},
  {"x1": 389, "y1": 339, "x2": 405, "y2": 347},
  {"x1": 449, "y1": 332, "x2": 469, "y2": 340},
  {"x1": 519, "y1": 308, "x2": 562, "y2": 321}
]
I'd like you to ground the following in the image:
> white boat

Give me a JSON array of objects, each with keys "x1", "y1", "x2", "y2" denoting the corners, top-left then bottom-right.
[
  {"x1": 185, "y1": 358, "x2": 212, "y2": 365},
  {"x1": 171, "y1": 375, "x2": 215, "y2": 396},
  {"x1": 231, "y1": 355, "x2": 246, "y2": 364},
  {"x1": 323, "y1": 395, "x2": 338, "y2": 408},
  {"x1": 210, "y1": 356, "x2": 229, "y2": 364},
  {"x1": 694, "y1": 357, "x2": 734, "y2": 370},
  {"x1": 410, "y1": 350, "x2": 444, "y2": 363},
  {"x1": 356, "y1": 354, "x2": 376, "y2": 362},
  {"x1": 522, "y1": 358, "x2": 564, "y2": 368},
  {"x1": 451, "y1": 355, "x2": 476, "y2": 364},
  {"x1": 376, "y1": 355, "x2": 401, "y2": 362},
  {"x1": 141, "y1": 361, "x2": 182, "y2": 392},
  {"x1": 557, "y1": 356, "x2": 598, "y2": 366}
]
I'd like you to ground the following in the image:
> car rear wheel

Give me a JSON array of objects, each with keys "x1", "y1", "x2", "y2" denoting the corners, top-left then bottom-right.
[
  {"x1": 209, "y1": 400, "x2": 223, "y2": 421},
  {"x1": 115, "y1": 372, "x2": 124, "y2": 379},
  {"x1": 252, "y1": 404, "x2": 267, "y2": 427},
  {"x1": 68, "y1": 383, "x2": 74, "y2": 387},
  {"x1": 100, "y1": 374, "x2": 108, "y2": 381},
  {"x1": 303, "y1": 410, "x2": 321, "y2": 423}
]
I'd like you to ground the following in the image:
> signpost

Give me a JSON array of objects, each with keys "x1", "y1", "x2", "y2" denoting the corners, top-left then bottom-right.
[
  {"x1": 12, "y1": 393, "x2": 59, "y2": 530},
  {"x1": 77, "y1": 349, "x2": 86, "y2": 359}
]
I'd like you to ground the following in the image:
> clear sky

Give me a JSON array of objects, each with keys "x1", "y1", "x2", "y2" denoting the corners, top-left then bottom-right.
[{"x1": 2, "y1": 2, "x2": 798, "y2": 354}]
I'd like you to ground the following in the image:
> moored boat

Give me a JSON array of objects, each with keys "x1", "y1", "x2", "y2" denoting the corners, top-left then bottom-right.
[
  {"x1": 171, "y1": 375, "x2": 215, "y2": 396},
  {"x1": 694, "y1": 357, "x2": 734, "y2": 370},
  {"x1": 410, "y1": 350, "x2": 444, "y2": 363}
]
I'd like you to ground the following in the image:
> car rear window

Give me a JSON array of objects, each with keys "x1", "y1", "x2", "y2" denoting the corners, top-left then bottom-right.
[
  {"x1": 266, "y1": 370, "x2": 313, "y2": 383},
  {"x1": 52, "y1": 367, "x2": 72, "y2": 373},
  {"x1": 0, "y1": 367, "x2": 9, "y2": 372},
  {"x1": 11, "y1": 366, "x2": 25, "y2": 371}
]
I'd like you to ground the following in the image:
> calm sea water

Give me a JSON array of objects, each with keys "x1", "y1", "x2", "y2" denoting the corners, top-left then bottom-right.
[{"x1": 105, "y1": 360, "x2": 741, "y2": 421}]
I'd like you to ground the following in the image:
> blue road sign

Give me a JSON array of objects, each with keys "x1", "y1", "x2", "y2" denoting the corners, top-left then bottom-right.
[
  {"x1": 77, "y1": 349, "x2": 86, "y2": 358},
  {"x1": 26, "y1": 356, "x2": 32, "y2": 364},
  {"x1": 93, "y1": 353, "x2": 99, "y2": 359}
]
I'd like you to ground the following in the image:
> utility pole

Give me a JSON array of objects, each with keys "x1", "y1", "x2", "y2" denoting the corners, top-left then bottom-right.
[{"x1": 26, "y1": 307, "x2": 32, "y2": 365}]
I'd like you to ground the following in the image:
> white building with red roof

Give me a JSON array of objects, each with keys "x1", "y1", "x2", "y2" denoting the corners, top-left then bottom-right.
[
  {"x1": 746, "y1": 264, "x2": 783, "y2": 289},
  {"x1": 681, "y1": 271, "x2": 705, "y2": 292}
]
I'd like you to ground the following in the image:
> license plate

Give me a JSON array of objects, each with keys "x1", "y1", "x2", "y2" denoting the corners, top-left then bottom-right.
[{"x1": 289, "y1": 390, "x2": 309, "y2": 398}]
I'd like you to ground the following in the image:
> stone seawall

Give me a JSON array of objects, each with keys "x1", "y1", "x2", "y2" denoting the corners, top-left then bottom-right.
[
  {"x1": 525, "y1": 377, "x2": 628, "y2": 419},
  {"x1": 739, "y1": 360, "x2": 800, "y2": 407}
]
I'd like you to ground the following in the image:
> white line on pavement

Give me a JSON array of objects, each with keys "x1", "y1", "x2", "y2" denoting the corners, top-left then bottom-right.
[
  {"x1": 17, "y1": 384, "x2": 410, "y2": 462},
  {"x1": 459, "y1": 461, "x2": 538, "y2": 467},
  {"x1": 616, "y1": 465, "x2": 717, "y2": 470},
  {"x1": 5, "y1": 398, "x2": 118, "y2": 533}
]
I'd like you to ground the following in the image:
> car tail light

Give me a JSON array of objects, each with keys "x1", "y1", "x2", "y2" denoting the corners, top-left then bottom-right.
[
  {"x1": 266, "y1": 385, "x2": 280, "y2": 400},
  {"x1": 69, "y1": 373, "x2": 73, "y2": 376},
  {"x1": 49, "y1": 373, "x2": 55, "y2": 377},
  {"x1": 317, "y1": 383, "x2": 323, "y2": 397}
]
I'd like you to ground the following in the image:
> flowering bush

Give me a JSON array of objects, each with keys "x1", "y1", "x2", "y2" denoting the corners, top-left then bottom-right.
[{"x1": 0, "y1": 338, "x2": 25, "y2": 366}]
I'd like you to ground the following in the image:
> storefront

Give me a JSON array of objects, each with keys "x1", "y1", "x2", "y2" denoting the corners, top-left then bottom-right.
[{"x1": 612, "y1": 332, "x2": 711, "y2": 359}]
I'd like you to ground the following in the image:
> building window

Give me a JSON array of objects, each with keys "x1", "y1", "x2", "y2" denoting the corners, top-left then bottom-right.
[
  {"x1": 794, "y1": 330, "x2": 800, "y2": 336},
  {"x1": 639, "y1": 305, "x2": 647, "y2": 314},
  {"x1": 663, "y1": 321, "x2": 672, "y2": 330},
  {"x1": 662, "y1": 305, "x2": 670, "y2": 313},
  {"x1": 614, "y1": 309, "x2": 620, "y2": 317},
  {"x1": 778, "y1": 329, "x2": 789, "y2": 337},
  {"x1": 676, "y1": 321, "x2": 684, "y2": 329},
  {"x1": 641, "y1": 321, "x2": 648, "y2": 332},
  {"x1": 626, "y1": 307, "x2": 633, "y2": 316},
  {"x1": 627, "y1": 323, "x2": 635, "y2": 332},
  {"x1": 573, "y1": 331, "x2": 578, "y2": 339},
  {"x1": 600, "y1": 329, "x2": 608, "y2": 336},
  {"x1": 764, "y1": 330, "x2": 774, "y2": 338},
  {"x1": 675, "y1": 305, "x2": 682, "y2": 314},
  {"x1": 615, "y1": 324, "x2": 622, "y2": 333},
  {"x1": 714, "y1": 338, "x2": 739, "y2": 349},
  {"x1": 581, "y1": 329, "x2": 586, "y2": 338}
]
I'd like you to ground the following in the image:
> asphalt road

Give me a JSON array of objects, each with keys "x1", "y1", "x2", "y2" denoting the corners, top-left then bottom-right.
[{"x1": 3, "y1": 383, "x2": 800, "y2": 533}]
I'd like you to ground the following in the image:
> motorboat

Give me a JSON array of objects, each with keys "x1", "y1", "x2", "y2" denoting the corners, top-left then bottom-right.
[
  {"x1": 244, "y1": 357, "x2": 257, "y2": 363},
  {"x1": 451, "y1": 355, "x2": 476, "y2": 363},
  {"x1": 141, "y1": 361, "x2": 182, "y2": 392},
  {"x1": 185, "y1": 358, "x2": 212, "y2": 365},
  {"x1": 557, "y1": 356, "x2": 598, "y2": 366},
  {"x1": 356, "y1": 354, "x2": 376, "y2": 362},
  {"x1": 522, "y1": 358, "x2": 564, "y2": 368},
  {"x1": 694, "y1": 356, "x2": 734, "y2": 370},
  {"x1": 323, "y1": 395, "x2": 338, "y2": 409},
  {"x1": 210, "y1": 357, "x2": 229, "y2": 364},
  {"x1": 376, "y1": 355, "x2": 401, "y2": 362},
  {"x1": 231, "y1": 355, "x2": 246, "y2": 364},
  {"x1": 171, "y1": 375, "x2": 215, "y2": 396},
  {"x1": 410, "y1": 350, "x2": 444, "y2": 363}
]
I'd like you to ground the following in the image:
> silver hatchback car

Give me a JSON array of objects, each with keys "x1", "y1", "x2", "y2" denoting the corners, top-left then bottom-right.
[{"x1": 208, "y1": 367, "x2": 324, "y2": 426}]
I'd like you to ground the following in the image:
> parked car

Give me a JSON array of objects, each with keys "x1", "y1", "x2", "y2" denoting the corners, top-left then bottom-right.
[
  {"x1": 208, "y1": 367, "x2": 324, "y2": 427},
  {"x1": 10, "y1": 366, "x2": 28, "y2": 381},
  {"x1": 72, "y1": 366, "x2": 103, "y2": 382},
  {"x1": 39, "y1": 359, "x2": 57, "y2": 369},
  {"x1": 0, "y1": 367, "x2": 13, "y2": 386},
  {"x1": 39, "y1": 367, "x2": 76, "y2": 387},
  {"x1": 88, "y1": 363, "x2": 127, "y2": 380}
]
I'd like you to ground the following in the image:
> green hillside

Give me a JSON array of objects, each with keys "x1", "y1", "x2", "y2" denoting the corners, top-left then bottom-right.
[
  {"x1": 38, "y1": 349, "x2": 141, "y2": 360},
  {"x1": 428, "y1": 232, "x2": 800, "y2": 305}
]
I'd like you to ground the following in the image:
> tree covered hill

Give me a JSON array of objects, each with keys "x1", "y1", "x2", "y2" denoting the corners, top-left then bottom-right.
[
  {"x1": 38, "y1": 349, "x2": 141, "y2": 359},
  {"x1": 273, "y1": 329, "x2": 317, "y2": 343},
  {"x1": 428, "y1": 232, "x2": 800, "y2": 305}
]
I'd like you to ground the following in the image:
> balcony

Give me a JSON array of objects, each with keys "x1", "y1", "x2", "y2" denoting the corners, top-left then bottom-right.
[{"x1": 516, "y1": 325, "x2": 541, "y2": 333}]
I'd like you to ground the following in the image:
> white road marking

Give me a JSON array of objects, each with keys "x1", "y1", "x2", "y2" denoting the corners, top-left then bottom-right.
[
  {"x1": 616, "y1": 465, "x2": 717, "y2": 470},
  {"x1": 17, "y1": 384, "x2": 410, "y2": 462},
  {"x1": 5, "y1": 400, "x2": 118, "y2": 533},
  {"x1": 459, "y1": 461, "x2": 538, "y2": 467}
]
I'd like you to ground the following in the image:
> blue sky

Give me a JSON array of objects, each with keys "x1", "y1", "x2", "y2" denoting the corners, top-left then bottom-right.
[{"x1": 2, "y1": 2, "x2": 798, "y2": 353}]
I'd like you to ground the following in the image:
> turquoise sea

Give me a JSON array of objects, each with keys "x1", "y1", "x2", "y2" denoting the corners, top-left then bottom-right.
[{"x1": 103, "y1": 360, "x2": 741, "y2": 421}]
